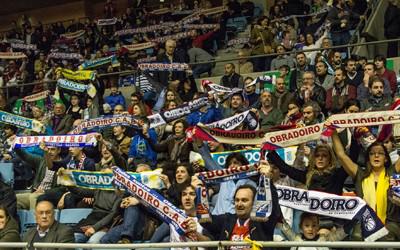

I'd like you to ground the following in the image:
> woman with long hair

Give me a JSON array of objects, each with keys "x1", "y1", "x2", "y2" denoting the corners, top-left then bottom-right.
[
  {"x1": 267, "y1": 144, "x2": 347, "y2": 195},
  {"x1": 146, "y1": 119, "x2": 193, "y2": 164},
  {"x1": 332, "y1": 130, "x2": 400, "y2": 240},
  {"x1": 0, "y1": 205, "x2": 20, "y2": 246}
]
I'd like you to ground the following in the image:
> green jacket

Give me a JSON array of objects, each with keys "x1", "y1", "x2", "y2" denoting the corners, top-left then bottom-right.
[
  {"x1": 15, "y1": 149, "x2": 58, "y2": 190},
  {"x1": 0, "y1": 216, "x2": 21, "y2": 250},
  {"x1": 23, "y1": 221, "x2": 74, "y2": 250},
  {"x1": 250, "y1": 26, "x2": 275, "y2": 55},
  {"x1": 258, "y1": 108, "x2": 284, "y2": 130}
]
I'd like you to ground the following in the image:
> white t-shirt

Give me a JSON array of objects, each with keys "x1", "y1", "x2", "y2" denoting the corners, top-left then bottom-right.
[{"x1": 170, "y1": 216, "x2": 206, "y2": 250}]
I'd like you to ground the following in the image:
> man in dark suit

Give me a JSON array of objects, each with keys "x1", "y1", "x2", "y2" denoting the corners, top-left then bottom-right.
[
  {"x1": 49, "y1": 103, "x2": 73, "y2": 135},
  {"x1": 24, "y1": 201, "x2": 74, "y2": 250},
  {"x1": 154, "y1": 39, "x2": 187, "y2": 89}
]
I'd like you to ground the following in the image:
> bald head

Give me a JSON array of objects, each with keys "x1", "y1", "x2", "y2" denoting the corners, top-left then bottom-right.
[{"x1": 165, "y1": 39, "x2": 176, "y2": 56}]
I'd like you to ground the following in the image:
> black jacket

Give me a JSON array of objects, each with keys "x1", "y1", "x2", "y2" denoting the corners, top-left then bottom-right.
[
  {"x1": 294, "y1": 84, "x2": 327, "y2": 113},
  {"x1": 201, "y1": 184, "x2": 281, "y2": 244},
  {"x1": 154, "y1": 51, "x2": 187, "y2": 87}
]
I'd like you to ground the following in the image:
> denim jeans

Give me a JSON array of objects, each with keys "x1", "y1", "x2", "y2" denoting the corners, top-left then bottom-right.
[
  {"x1": 149, "y1": 222, "x2": 170, "y2": 243},
  {"x1": 192, "y1": 63, "x2": 214, "y2": 78},
  {"x1": 74, "y1": 231, "x2": 107, "y2": 250},
  {"x1": 100, "y1": 206, "x2": 145, "y2": 243}
]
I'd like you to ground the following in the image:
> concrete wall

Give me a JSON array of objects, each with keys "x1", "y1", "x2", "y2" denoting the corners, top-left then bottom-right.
[{"x1": 0, "y1": 1, "x2": 87, "y2": 31}]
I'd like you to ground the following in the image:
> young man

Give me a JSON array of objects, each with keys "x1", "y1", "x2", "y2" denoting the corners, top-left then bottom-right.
[
  {"x1": 289, "y1": 52, "x2": 315, "y2": 92},
  {"x1": 150, "y1": 184, "x2": 212, "y2": 246},
  {"x1": 326, "y1": 67, "x2": 357, "y2": 114},
  {"x1": 105, "y1": 84, "x2": 126, "y2": 110},
  {"x1": 360, "y1": 76, "x2": 393, "y2": 112},
  {"x1": 374, "y1": 55, "x2": 397, "y2": 95},
  {"x1": 344, "y1": 58, "x2": 364, "y2": 87},
  {"x1": 315, "y1": 61, "x2": 334, "y2": 90},
  {"x1": 357, "y1": 62, "x2": 392, "y2": 100},
  {"x1": 243, "y1": 77, "x2": 259, "y2": 107}
]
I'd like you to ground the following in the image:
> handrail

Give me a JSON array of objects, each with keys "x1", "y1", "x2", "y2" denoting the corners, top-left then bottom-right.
[
  {"x1": 32, "y1": 241, "x2": 400, "y2": 249},
  {"x1": 1, "y1": 36, "x2": 400, "y2": 91},
  {"x1": 348, "y1": 0, "x2": 377, "y2": 46},
  {"x1": 0, "y1": 242, "x2": 27, "y2": 248}
]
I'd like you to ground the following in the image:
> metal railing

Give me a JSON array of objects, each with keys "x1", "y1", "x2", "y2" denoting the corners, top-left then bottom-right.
[{"x1": 3, "y1": 241, "x2": 400, "y2": 249}]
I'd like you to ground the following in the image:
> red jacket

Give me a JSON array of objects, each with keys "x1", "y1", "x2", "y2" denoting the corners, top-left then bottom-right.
[
  {"x1": 326, "y1": 84, "x2": 357, "y2": 113},
  {"x1": 378, "y1": 69, "x2": 397, "y2": 95},
  {"x1": 192, "y1": 31, "x2": 215, "y2": 49}
]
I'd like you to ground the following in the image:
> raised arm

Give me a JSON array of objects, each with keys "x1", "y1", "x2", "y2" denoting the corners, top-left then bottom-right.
[
  {"x1": 267, "y1": 150, "x2": 307, "y2": 184},
  {"x1": 332, "y1": 130, "x2": 358, "y2": 178}
]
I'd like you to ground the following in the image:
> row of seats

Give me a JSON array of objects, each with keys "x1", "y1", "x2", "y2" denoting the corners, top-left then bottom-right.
[{"x1": 17, "y1": 208, "x2": 93, "y2": 236}]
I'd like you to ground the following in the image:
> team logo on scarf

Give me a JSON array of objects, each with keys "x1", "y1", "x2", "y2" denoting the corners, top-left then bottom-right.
[
  {"x1": 0, "y1": 52, "x2": 27, "y2": 59},
  {"x1": 138, "y1": 63, "x2": 190, "y2": 71},
  {"x1": 96, "y1": 18, "x2": 118, "y2": 26},
  {"x1": 123, "y1": 42, "x2": 155, "y2": 51},
  {"x1": 183, "y1": 24, "x2": 220, "y2": 30},
  {"x1": 137, "y1": 56, "x2": 157, "y2": 63},
  {"x1": 58, "y1": 168, "x2": 165, "y2": 190},
  {"x1": 60, "y1": 30, "x2": 85, "y2": 40},
  {"x1": 113, "y1": 167, "x2": 189, "y2": 236},
  {"x1": 190, "y1": 125, "x2": 266, "y2": 145},
  {"x1": 11, "y1": 43, "x2": 37, "y2": 51},
  {"x1": 327, "y1": 111, "x2": 400, "y2": 128},
  {"x1": 13, "y1": 133, "x2": 97, "y2": 149},
  {"x1": 251, "y1": 175, "x2": 272, "y2": 222},
  {"x1": 211, "y1": 147, "x2": 297, "y2": 168},
  {"x1": 150, "y1": 7, "x2": 171, "y2": 15},
  {"x1": 56, "y1": 68, "x2": 96, "y2": 81},
  {"x1": 152, "y1": 31, "x2": 195, "y2": 43},
  {"x1": 71, "y1": 115, "x2": 141, "y2": 134},
  {"x1": 47, "y1": 52, "x2": 83, "y2": 61},
  {"x1": 56, "y1": 79, "x2": 97, "y2": 98},
  {"x1": 0, "y1": 111, "x2": 44, "y2": 133},
  {"x1": 263, "y1": 123, "x2": 324, "y2": 150},
  {"x1": 276, "y1": 185, "x2": 388, "y2": 241},
  {"x1": 148, "y1": 96, "x2": 209, "y2": 128},
  {"x1": 114, "y1": 22, "x2": 175, "y2": 36},
  {"x1": 23, "y1": 90, "x2": 50, "y2": 102},
  {"x1": 206, "y1": 110, "x2": 258, "y2": 131},
  {"x1": 197, "y1": 164, "x2": 258, "y2": 184},
  {"x1": 78, "y1": 54, "x2": 120, "y2": 70},
  {"x1": 228, "y1": 38, "x2": 250, "y2": 47}
]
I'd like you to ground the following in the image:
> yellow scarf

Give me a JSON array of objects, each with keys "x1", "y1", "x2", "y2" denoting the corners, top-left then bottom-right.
[
  {"x1": 362, "y1": 168, "x2": 389, "y2": 222},
  {"x1": 56, "y1": 68, "x2": 96, "y2": 81}
]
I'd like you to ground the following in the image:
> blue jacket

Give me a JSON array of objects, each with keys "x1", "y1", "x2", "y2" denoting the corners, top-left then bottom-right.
[
  {"x1": 186, "y1": 107, "x2": 222, "y2": 126},
  {"x1": 128, "y1": 129, "x2": 158, "y2": 166},
  {"x1": 105, "y1": 92, "x2": 126, "y2": 109}
]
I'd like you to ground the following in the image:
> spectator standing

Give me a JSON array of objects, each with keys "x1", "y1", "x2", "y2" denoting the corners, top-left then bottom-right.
[
  {"x1": 384, "y1": 0, "x2": 400, "y2": 57},
  {"x1": 326, "y1": 67, "x2": 357, "y2": 114},
  {"x1": 220, "y1": 63, "x2": 243, "y2": 89},
  {"x1": 374, "y1": 55, "x2": 397, "y2": 95}
]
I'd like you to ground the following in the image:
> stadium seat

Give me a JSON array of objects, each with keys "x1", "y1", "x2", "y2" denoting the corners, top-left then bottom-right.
[
  {"x1": 226, "y1": 17, "x2": 248, "y2": 33},
  {"x1": 253, "y1": 5, "x2": 263, "y2": 18},
  {"x1": 0, "y1": 163, "x2": 14, "y2": 186},
  {"x1": 58, "y1": 208, "x2": 93, "y2": 227}
]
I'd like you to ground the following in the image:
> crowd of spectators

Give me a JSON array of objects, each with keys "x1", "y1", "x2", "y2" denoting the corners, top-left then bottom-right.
[{"x1": 1, "y1": 0, "x2": 400, "y2": 248}]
